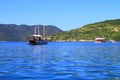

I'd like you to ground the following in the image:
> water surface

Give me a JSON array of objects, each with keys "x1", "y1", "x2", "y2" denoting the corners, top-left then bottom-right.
[{"x1": 0, "y1": 42, "x2": 120, "y2": 80}]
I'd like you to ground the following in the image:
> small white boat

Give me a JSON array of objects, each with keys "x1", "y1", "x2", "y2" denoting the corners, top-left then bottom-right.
[{"x1": 95, "y1": 38, "x2": 105, "y2": 43}]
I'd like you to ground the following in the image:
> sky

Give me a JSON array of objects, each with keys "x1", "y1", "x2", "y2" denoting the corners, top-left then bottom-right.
[{"x1": 0, "y1": 0, "x2": 120, "y2": 31}]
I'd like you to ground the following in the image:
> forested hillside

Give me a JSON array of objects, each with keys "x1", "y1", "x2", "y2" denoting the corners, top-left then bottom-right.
[{"x1": 51, "y1": 19, "x2": 120, "y2": 41}]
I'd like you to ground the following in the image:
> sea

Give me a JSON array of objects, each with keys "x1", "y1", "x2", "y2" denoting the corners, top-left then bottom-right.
[{"x1": 0, "y1": 41, "x2": 120, "y2": 80}]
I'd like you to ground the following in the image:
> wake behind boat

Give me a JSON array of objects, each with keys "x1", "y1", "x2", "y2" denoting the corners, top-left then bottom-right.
[{"x1": 29, "y1": 25, "x2": 48, "y2": 45}]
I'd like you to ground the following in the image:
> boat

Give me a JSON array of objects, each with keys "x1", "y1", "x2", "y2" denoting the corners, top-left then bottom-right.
[
  {"x1": 29, "y1": 25, "x2": 48, "y2": 45},
  {"x1": 95, "y1": 38, "x2": 105, "y2": 43}
]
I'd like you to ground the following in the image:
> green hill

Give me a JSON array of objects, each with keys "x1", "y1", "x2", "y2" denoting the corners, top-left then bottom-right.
[
  {"x1": 0, "y1": 24, "x2": 63, "y2": 41},
  {"x1": 51, "y1": 19, "x2": 120, "y2": 41}
]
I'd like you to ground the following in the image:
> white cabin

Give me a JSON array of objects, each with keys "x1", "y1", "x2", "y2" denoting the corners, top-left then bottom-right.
[{"x1": 95, "y1": 38, "x2": 105, "y2": 43}]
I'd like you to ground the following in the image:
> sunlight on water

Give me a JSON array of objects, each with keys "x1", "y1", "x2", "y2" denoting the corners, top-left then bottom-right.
[{"x1": 0, "y1": 42, "x2": 120, "y2": 80}]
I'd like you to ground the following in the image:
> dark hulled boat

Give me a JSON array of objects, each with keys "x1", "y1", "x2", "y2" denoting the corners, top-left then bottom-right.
[{"x1": 29, "y1": 25, "x2": 48, "y2": 45}]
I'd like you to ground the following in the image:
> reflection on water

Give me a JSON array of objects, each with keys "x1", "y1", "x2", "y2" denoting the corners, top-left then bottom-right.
[{"x1": 0, "y1": 42, "x2": 120, "y2": 80}]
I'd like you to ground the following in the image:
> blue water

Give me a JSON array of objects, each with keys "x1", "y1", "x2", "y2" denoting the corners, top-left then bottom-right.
[{"x1": 0, "y1": 42, "x2": 120, "y2": 80}]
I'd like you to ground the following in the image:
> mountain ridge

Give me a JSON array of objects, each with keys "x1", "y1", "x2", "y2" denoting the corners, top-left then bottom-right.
[{"x1": 0, "y1": 24, "x2": 63, "y2": 41}]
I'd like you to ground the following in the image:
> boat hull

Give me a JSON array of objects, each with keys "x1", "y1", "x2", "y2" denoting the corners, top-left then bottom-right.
[{"x1": 29, "y1": 40, "x2": 48, "y2": 45}]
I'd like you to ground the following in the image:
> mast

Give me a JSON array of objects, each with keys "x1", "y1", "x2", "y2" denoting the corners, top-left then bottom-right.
[
  {"x1": 34, "y1": 27, "x2": 37, "y2": 35},
  {"x1": 37, "y1": 24, "x2": 40, "y2": 35},
  {"x1": 43, "y1": 25, "x2": 46, "y2": 40}
]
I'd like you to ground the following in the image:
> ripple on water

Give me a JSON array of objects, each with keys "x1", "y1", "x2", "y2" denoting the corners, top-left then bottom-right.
[{"x1": 0, "y1": 42, "x2": 120, "y2": 80}]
